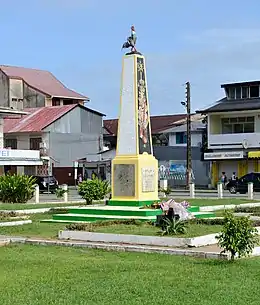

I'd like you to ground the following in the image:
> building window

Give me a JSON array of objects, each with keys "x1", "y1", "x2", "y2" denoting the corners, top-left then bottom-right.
[
  {"x1": 221, "y1": 117, "x2": 254, "y2": 134},
  {"x1": 229, "y1": 87, "x2": 236, "y2": 99},
  {"x1": 242, "y1": 87, "x2": 249, "y2": 98},
  {"x1": 63, "y1": 99, "x2": 74, "y2": 105},
  {"x1": 4, "y1": 138, "x2": 17, "y2": 149},
  {"x1": 24, "y1": 166, "x2": 36, "y2": 176},
  {"x1": 235, "y1": 87, "x2": 241, "y2": 99},
  {"x1": 226, "y1": 86, "x2": 259, "y2": 99},
  {"x1": 176, "y1": 132, "x2": 187, "y2": 144},
  {"x1": 250, "y1": 86, "x2": 259, "y2": 98},
  {"x1": 52, "y1": 98, "x2": 60, "y2": 106},
  {"x1": 30, "y1": 138, "x2": 42, "y2": 150}
]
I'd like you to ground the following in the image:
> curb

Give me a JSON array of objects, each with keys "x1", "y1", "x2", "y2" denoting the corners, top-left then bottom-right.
[
  {"x1": 201, "y1": 202, "x2": 260, "y2": 212},
  {"x1": 0, "y1": 236, "x2": 230, "y2": 260},
  {"x1": 58, "y1": 230, "x2": 218, "y2": 248},
  {"x1": 0, "y1": 220, "x2": 32, "y2": 227}
]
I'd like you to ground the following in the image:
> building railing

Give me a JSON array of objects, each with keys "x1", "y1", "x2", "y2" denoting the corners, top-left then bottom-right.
[{"x1": 208, "y1": 132, "x2": 260, "y2": 149}]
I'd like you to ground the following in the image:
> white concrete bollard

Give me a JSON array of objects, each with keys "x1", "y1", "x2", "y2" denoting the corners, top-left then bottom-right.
[
  {"x1": 189, "y1": 182, "x2": 195, "y2": 198},
  {"x1": 248, "y1": 182, "x2": 254, "y2": 200},
  {"x1": 160, "y1": 179, "x2": 167, "y2": 190},
  {"x1": 63, "y1": 184, "x2": 68, "y2": 202},
  {"x1": 160, "y1": 179, "x2": 167, "y2": 197},
  {"x1": 217, "y1": 182, "x2": 223, "y2": 199},
  {"x1": 35, "y1": 185, "x2": 40, "y2": 204}
]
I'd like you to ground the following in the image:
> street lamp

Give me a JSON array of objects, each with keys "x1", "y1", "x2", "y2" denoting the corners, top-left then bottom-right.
[{"x1": 181, "y1": 82, "x2": 192, "y2": 188}]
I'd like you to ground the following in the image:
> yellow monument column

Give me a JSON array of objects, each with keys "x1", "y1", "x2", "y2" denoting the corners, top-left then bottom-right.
[{"x1": 109, "y1": 53, "x2": 159, "y2": 207}]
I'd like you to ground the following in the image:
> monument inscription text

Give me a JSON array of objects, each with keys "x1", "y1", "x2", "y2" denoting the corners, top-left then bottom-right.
[
  {"x1": 142, "y1": 167, "x2": 155, "y2": 192},
  {"x1": 113, "y1": 164, "x2": 135, "y2": 197}
]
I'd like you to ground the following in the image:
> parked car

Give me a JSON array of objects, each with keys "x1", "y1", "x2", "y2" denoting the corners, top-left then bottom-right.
[
  {"x1": 226, "y1": 172, "x2": 260, "y2": 194},
  {"x1": 33, "y1": 176, "x2": 58, "y2": 194}
]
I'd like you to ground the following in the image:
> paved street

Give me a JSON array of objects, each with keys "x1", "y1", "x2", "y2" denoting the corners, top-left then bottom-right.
[
  {"x1": 26, "y1": 187, "x2": 260, "y2": 203},
  {"x1": 29, "y1": 188, "x2": 84, "y2": 203}
]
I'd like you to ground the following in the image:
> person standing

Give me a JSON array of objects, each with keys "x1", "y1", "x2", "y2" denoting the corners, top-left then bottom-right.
[
  {"x1": 231, "y1": 172, "x2": 237, "y2": 181},
  {"x1": 78, "y1": 173, "x2": 83, "y2": 185}
]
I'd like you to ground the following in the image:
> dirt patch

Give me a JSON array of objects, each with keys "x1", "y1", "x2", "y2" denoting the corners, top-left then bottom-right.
[
  {"x1": 196, "y1": 244, "x2": 222, "y2": 252},
  {"x1": 0, "y1": 240, "x2": 10, "y2": 247}
]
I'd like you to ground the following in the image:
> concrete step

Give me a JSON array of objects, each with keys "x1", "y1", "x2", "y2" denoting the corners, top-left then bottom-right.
[
  {"x1": 188, "y1": 206, "x2": 200, "y2": 212},
  {"x1": 68, "y1": 206, "x2": 162, "y2": 217},
  {"x1": 41, "y1": 219, "x2": 91, "y2": 224},
  {"x1": 52, "y1": 213, "x2": 157, "y2": 222},
  {"x1": 192, "y1": 212, "x2": 215, "y2": 219}
]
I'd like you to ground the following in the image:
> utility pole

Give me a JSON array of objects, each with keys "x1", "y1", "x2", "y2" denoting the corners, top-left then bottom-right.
[{"x1": 185, "y1": 82, "x2": 192, "y2": 188}]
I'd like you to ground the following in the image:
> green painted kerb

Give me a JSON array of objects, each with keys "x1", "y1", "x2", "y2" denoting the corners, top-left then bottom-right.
[{"x1": 108, "y1": 199, "x2": 159, "y2": 207}]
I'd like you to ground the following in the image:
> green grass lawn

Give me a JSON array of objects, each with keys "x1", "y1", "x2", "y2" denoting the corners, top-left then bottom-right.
[
  {"x1": 1, "y1": 244, "x2": 260, "y2": 305},
  {"x1": 0, "y1": 202, "x2": 89, "y2": 211},
  {"x1": 174, "y1": 198, "x2": 258, "y2": 207},
  {"x1": 0, "y1": 213, "x2": 222, "y2": 239}
]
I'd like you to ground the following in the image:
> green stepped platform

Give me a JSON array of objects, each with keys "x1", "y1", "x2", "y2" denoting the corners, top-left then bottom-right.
[{"x1": 41, "y1": 205, "x2": 215, "y2": 224}]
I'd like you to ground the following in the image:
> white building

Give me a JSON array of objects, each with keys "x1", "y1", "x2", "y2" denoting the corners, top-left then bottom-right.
[
  {"x1": 198, "y1": 80, "x2": 260, "y2": 186},
  {"x1": 0, "y1": 107, "x2": 42, "y2": 174}
]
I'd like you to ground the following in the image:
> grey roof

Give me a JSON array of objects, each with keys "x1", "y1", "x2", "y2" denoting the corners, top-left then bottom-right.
[
  {"x1": 197, "y1": 97, "x2": 260, "y2": 113},
  {"x1": 221, "y1": 80, "x2": 260, "y2": 88},
  {"x1": 163, "y1": 121, "x2": 205, "y2": 133}
]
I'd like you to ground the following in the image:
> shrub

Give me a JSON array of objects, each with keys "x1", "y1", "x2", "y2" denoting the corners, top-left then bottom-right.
[
  {"x1": 0, "y1": 174, "x2": 36, "y2": 203},
  {"x1": 140, "y1": 202, "x2": 161, "y2": 210},
  {"x1": 94, "y1": 219, "x2": 143, "y2": 226},
  {"x1": 66, "y1": 223, "x2": 92, "y2": 231},
  {"x1": 189, "y1": 218, "x2": 226, "y2": 226},
  {"x1": 0, "y1": 211, "x2": 18, "y2": 220},
  {"x1": 234, "y1": 206, "x2": 260, "y2": 216},
  {"x1": 55, "y1": 188, "x2": 68, "y2": 199},
  {"x1": 65, "y1": 219, "x2": 149, "y2": 231},
  {"x1": 216, "y1": 211, "x2": 259, "y2": 261},
  {"x1": 161, "y1": 218, "x2": 187, "y2": 236},
  {"x1": 160, "y1": 187, "x2": 172, "y2": 196},
  {"x1": 78, "y1": 178, "x2": 111, "y2": 205},
  {"x1": 46, "y1": 208, "x2": 69, "y2": 215}
]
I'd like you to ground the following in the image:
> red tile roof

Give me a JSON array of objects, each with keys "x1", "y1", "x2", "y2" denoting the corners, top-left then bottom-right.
[
  {"x1": 104, "y1": 114, "x2": 187, "y2": 135},
  {"x1": 4, "y1": 105, "x2": 77, "y2": 133},
  {"x1": 0, "y1": 65, "x2": 88, "y2": 100}
]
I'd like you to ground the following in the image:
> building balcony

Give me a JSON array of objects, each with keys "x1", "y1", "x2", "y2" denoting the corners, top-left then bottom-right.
[{"x1": 208, "y1": 133, "x2": 260, "y2": 149}]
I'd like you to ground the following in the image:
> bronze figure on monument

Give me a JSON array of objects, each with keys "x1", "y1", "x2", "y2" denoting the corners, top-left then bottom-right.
[{"x1": 122, "y1": 25, "x2": 141, "y2": 54}]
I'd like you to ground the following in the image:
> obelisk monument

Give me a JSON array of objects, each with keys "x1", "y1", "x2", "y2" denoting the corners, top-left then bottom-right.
[{"x1": 109, "y1": 26, "x2": 159, "y2": 207}]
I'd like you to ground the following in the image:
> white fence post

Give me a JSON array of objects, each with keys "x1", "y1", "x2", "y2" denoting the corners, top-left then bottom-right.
[
  {"x1": 217, "y1": 182, "x2": 223, "y2": 199},
  {"x1": 35, "y1": 185, "x2": 39, "y2": 204},
  {"x1": 63, "y1": 184, "x2": 68, "y2": 202},
  {"x1": 189, "y1": 182, "x2": 195, "y2": 198},
  {"x1": 159, "y1": 179, "x2": 167, "y2": 197},
  {"x1": 248, "y1": 182, "x2": 254, "y2": 200}
]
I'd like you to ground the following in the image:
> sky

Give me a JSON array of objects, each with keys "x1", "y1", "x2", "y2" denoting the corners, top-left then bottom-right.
[{"x1": 2, "y1": 0, "x2": 260, "y2": 118}]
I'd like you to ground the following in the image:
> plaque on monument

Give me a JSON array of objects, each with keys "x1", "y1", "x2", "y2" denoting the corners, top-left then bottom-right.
[
  {"x1": 113, "y1": 164, "x2": 135, "y2": 197},
  {"x1": 142, "y1": 167, "x2": 155, "y2": 192}
]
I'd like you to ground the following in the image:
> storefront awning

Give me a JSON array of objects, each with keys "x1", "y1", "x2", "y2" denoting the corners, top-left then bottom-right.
[
  {"x1": 248, "y1": 151, "x2": 260, "y2": 158},
  {"x1": 0, "y1": 159, "x2": 43, "y2": 166},
  {"x1": 204, "y1": 151, "x2": 244, "y2": 160},
  {"x1": 0, "y1": 149, "x2": 43, "y2": 166}
]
